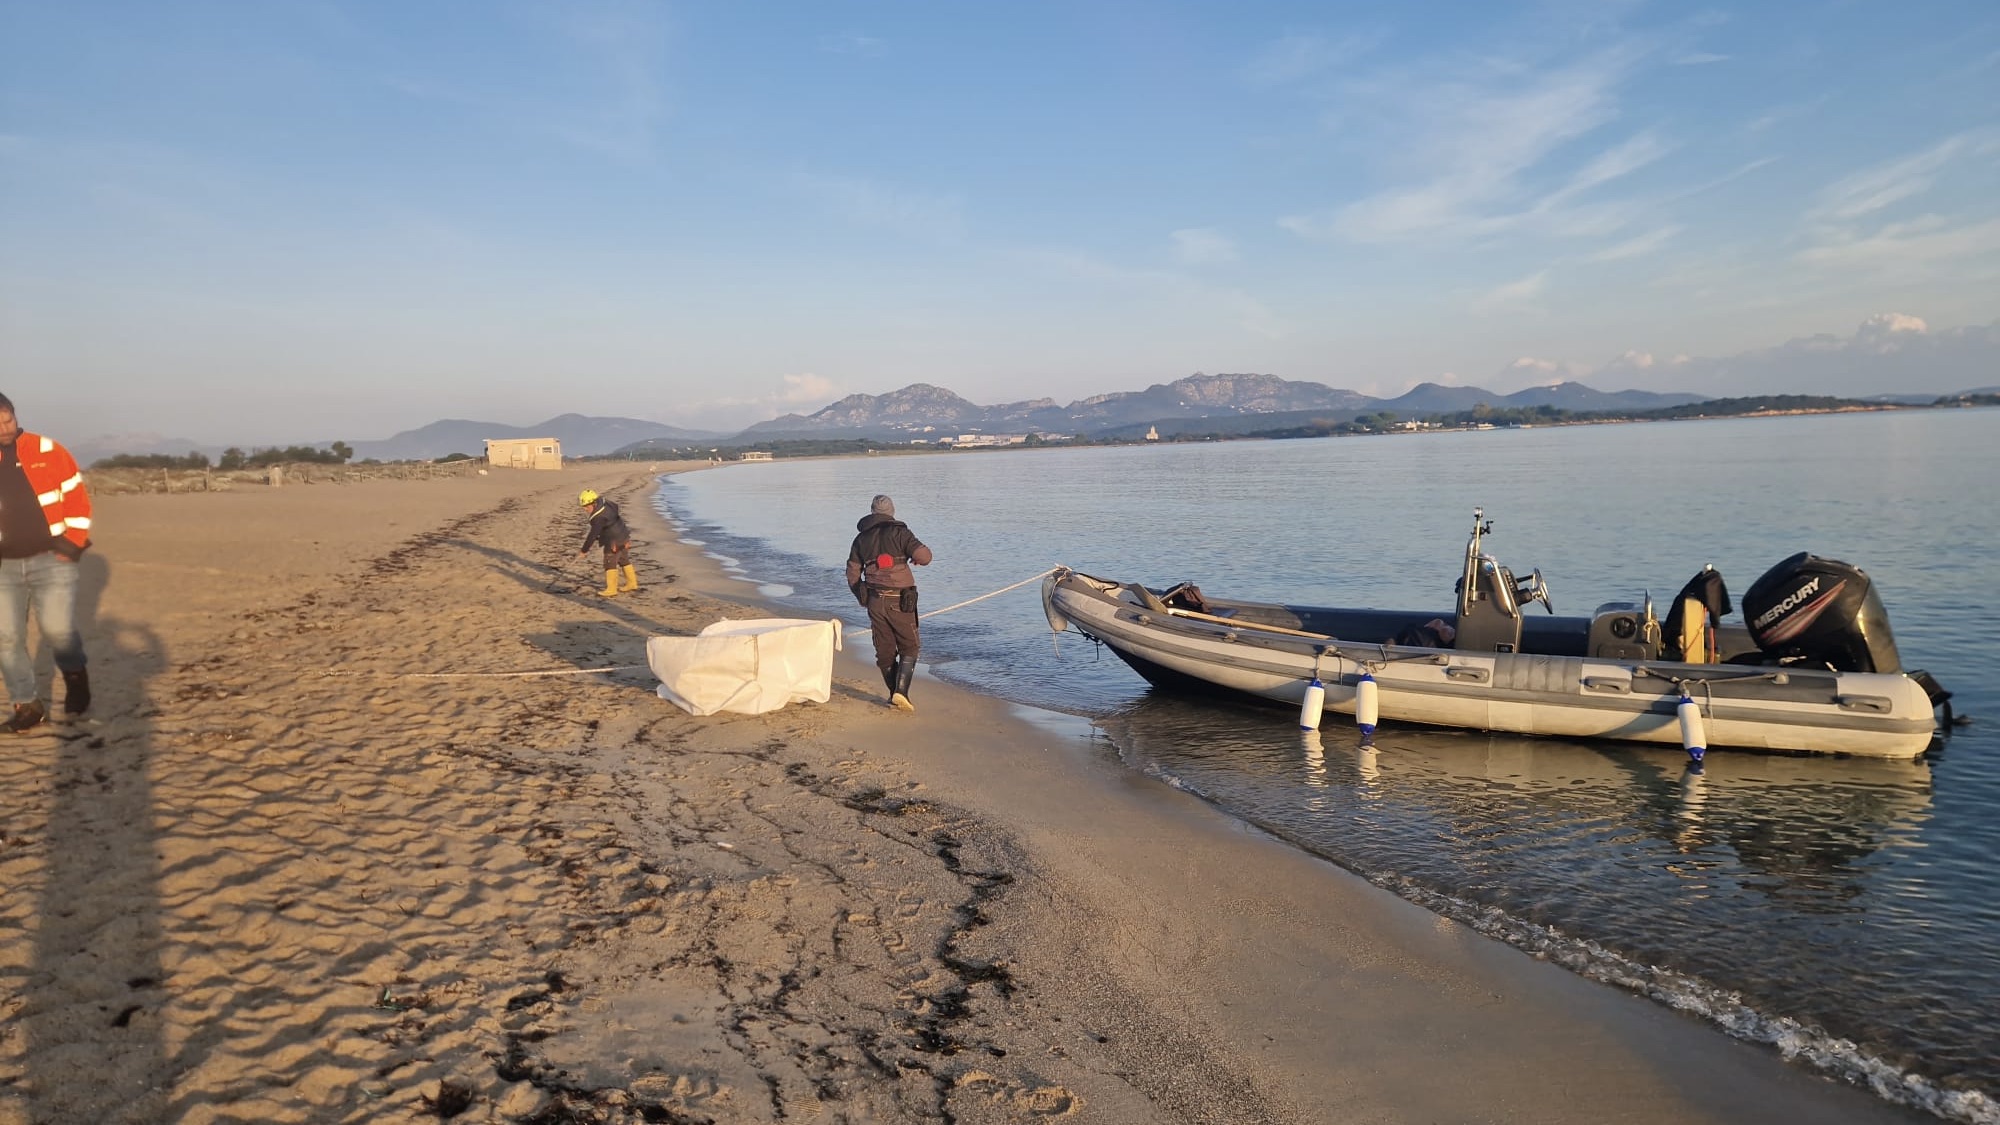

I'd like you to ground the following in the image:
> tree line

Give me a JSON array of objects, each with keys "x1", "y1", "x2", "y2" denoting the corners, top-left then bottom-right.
[{"x1": 93, "y1": 442, "x2": 354, "y2": 470}]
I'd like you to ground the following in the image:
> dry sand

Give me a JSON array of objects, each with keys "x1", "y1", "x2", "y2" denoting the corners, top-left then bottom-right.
[{"x1": 0, "y1": 467, "x2": 1935, "y2": 1124}]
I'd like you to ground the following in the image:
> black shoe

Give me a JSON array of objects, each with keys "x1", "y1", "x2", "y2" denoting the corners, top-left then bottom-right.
[
  {"x1": 61, "y1": 668, "x2": 90, "y2": 717},
  {"x1": 6, "y1": 700, "x2": 46, "y2": 734}
]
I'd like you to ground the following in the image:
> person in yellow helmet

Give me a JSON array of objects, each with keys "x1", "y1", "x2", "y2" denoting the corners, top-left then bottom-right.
[{"x1": 576, "y1": 489, "x2": 638, "y2": 597}]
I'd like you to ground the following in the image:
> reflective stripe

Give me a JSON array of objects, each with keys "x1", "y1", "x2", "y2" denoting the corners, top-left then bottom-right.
[
  {"x1": 37, "y1": 489, "x2": 61, "y2": 506},
  {"x1": 60, "y1": 474, "x2": 82, "y2": 492},
  {"x1": 38, "y1": 437, "x2": 53, "y2": 453},
  {"x1": 47, "y1": 522, "x2": 65, "y2": 537},
  {"x1": 65, "y1": 516, "x2": 92, "y2": 530}
]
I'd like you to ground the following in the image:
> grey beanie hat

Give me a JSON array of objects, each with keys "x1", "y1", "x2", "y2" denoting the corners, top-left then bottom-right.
[{"x1": 871, "y1": 494, "x2": 895, "y2": 516}]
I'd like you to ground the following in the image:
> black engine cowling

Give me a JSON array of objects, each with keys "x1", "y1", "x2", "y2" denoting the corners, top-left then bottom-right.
[{"x1": 1741, "y1": 553, "x2": 1902, "y2": 673}]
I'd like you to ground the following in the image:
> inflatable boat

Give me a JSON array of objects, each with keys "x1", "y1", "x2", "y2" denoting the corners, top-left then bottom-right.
[{"x1": 1041, "y1": 510, "x2": 1952, "y2": 759}]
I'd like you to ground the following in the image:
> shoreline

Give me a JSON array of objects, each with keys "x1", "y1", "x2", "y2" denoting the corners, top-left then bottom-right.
[{"x1": 0, "y1": 466, "x2": 1939, "y2": 1124}]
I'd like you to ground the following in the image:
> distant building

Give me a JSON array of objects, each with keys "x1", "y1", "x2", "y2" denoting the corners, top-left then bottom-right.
[
  {"x1": 484, "y1": 437, "x2": 562, "y2": 470},
  {"x1": 740, "y1": 450, "x2": 774, "y2": 462},
  {"x1": 949, "y1": 433, "x2": 1031, "y2": 448},
  {"x1": 1145, "y1": 426, "x2": 1160, "y2": 441}
]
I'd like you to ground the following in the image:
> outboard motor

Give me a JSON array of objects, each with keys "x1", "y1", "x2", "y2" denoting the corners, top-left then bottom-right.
[{"x1": 1741, "y1": 553, "x2": 1902, "y2": 673}]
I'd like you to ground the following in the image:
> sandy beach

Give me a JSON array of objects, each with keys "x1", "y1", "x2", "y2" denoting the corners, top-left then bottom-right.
[{"x1": 0, "y1": 466, "x2": 1936, "y2": 1125}]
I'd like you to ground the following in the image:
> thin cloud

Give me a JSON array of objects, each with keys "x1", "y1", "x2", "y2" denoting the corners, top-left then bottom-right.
[
  {"x1": 1552, "y1": 131, "x2": 1671, "y2": 201},
  {"x1": 1242, "y1": 31, "x2": 1385, "y2": 87},
  {"x1": 1673, "y1": 52, "x2": 1730, "y2": 65},
  {"x1": 383, "y1": 1, "x2": 673, "y2": 163},
  {"x1": 1284, "y1": 39, "x2": 1655, "y2": 244},
  {"x1": 789, "y1": 172, "x2": 967, "y2": 243},
  {"x1": 1798, "y1": 215, "x2": 2000, "y2": 273},
  {"x1": 820, "y1": 32, "x2": 886, "y2": 56},
  {"x1": 1171, "y1": 228, "x2": 1239, "y2": 265},
  {"x1": 1584, "y1": 224, "x2": 1680, "y2": 262},
  {"x1": 1807, "y1": 131, "x2": 2000, "y2": 224},
  {"x1": 1743, "y1": 96, "x2": 1827, "y2": 133},
  {"x1": 1008, "y1": 247, "x2": 1288, "y2": 338},
  {"x1": 1470, "y1": 270, "x2": 1549, "y2": 315}
]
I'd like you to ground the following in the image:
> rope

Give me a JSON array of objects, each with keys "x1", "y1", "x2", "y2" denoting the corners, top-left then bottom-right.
[
  {"x1": 318, "y1": 665, "x2": 647, "y2": 680},
  {"x1": 318, "y1": 568, "x2": 1060, "y2": 681},
  {"x1": 919, "y1": 567, "x2": 1060, "y2": 620}
]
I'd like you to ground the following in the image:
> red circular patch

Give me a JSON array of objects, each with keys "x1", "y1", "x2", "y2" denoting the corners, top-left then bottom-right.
[{"x1": 876, "y1": 554, "x2": 895, "y2": 569}]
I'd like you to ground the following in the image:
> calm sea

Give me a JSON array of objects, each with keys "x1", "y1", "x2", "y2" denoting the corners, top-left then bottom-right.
[{"x1": 653, "y1": 409, "x2": 2000, "y2": 1124}]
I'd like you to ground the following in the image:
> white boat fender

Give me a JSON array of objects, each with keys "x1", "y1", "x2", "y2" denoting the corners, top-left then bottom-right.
[
  {"x1": 1356, "y1": 673, "x2": 1380, "y2": 738},
  {"x1": 1299, "y1": 677, "x2": 1326, "y2": 731},
  {"x1": 1678, "y1": 694, "x2": 1707, "y2": 767}
]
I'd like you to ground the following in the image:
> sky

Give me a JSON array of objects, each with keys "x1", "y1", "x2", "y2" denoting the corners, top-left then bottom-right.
[{"x1": 3, "y1": 0, "x2": 1998, "y2": 447}]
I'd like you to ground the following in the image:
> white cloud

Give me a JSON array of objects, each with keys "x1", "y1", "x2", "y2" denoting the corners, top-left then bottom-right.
[
  {"x1": 676, "y1": 372, "x2": 848, "y2": 431},
  {"x1": 778, "y1": 372, "x2": 838, "y2": 403},
  {"x1": 1170, "y1": 227, "x2": 1239, "y2": 265},
  {"x1": 1673, "y1": 52, "x2": 1729, "y2": 65}
]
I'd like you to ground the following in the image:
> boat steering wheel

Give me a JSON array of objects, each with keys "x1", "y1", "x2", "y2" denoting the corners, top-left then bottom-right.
[{"x1": 1517, "y1": 568, "x2": 1556, "y2": 614}]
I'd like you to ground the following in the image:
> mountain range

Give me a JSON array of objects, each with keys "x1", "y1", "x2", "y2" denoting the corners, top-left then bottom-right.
[
  {"x1": 728, "y1": 373, "x2": 1704, "y2": 444},
  {"x1": 74, "y1": 372, "x2": 1990, "y2": 467}
]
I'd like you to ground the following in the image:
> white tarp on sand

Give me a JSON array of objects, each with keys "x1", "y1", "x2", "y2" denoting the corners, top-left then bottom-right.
[{"x1": 647, "y1": 617, "x2": 843, "y2": 717}]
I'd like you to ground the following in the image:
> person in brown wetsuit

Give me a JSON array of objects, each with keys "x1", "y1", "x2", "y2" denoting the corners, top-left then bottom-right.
[{"x1": 845, "y1": 494, "x2": 932, "y2": 710}]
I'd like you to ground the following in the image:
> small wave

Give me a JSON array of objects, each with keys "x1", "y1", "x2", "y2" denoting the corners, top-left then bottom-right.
[
  {"x1": 1373, "y1": 875, "x2": 1998, "y2": 1125},
  {"x1": 706, "y1": 553, "x2": 740, "y2": 568},
  {"x1": 758, "y1": 584, "x2": 794, "y2": 598},
  {"x1": 679, "y1": 537, "x2": 706, "y2": 546}
]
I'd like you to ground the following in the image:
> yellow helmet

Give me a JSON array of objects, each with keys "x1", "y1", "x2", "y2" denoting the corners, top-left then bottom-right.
[{"x1": 579, "y1": 489, "x2": 599, "y2": 507}]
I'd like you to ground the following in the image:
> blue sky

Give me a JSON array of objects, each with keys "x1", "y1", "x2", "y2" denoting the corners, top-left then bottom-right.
[{"x1": 3, "y1": 0, "x2": 1998, "y2": 445}]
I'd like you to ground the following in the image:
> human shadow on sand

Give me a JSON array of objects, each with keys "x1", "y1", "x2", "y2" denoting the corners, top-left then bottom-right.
[{"x1": 20, "y1": 551, "x2": 174, "y2": 1125}]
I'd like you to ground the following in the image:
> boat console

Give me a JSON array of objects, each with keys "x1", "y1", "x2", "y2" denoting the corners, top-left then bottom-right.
[{"x1": 1454, "y1": 509, "x2": 1555, "y2": 653}]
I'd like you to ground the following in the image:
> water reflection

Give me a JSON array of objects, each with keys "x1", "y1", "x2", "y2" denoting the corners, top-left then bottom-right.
[
  {"x1": 1104, "y1": 693, "x2": 1932, "y2": 903},
  {"x1": 1096, "y1": 691, "x2": 1966, "y2": 1091}
]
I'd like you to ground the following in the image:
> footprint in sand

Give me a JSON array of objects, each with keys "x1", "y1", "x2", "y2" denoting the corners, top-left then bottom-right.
[{"x1": 957, "y1": 1072, "x2": 1081, "y2": 1116}]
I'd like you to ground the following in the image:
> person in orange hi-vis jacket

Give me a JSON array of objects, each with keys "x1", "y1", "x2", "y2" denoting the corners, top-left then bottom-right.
[{"x1": 0, "y1": 393, "x2": 92, "y2": 733}]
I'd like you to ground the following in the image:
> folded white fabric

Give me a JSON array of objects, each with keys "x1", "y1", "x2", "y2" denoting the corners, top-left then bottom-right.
[{"x1": 647, "y1": 617, "x2": 843, "y2": 716}]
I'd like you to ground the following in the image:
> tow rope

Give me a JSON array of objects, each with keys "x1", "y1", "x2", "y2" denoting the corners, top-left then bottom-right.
[{"x1": 318, "y1": 567, "x2": 1061, "y2": 679}]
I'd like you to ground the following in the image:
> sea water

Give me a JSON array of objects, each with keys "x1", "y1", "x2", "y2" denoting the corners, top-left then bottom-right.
[{"x1": 654, "y1": 409, "x2": 2000, "y2": 1123}]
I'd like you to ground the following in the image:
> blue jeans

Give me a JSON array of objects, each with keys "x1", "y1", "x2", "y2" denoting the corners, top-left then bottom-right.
[{"x1": 0, "y1": 553, "x2": 85, "y2": 706}]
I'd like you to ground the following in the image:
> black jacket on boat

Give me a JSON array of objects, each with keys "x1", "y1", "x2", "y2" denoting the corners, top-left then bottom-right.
[
  {"x1": 581, "y1": 500, "x2": 630, "y2": 552},
  {"x1": 846, "y1": 513, "x2": 930, "y2": 592}
]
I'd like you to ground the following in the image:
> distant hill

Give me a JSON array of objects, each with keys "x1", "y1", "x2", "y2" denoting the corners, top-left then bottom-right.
[
  {"x1": 71, "y1": 432, "x2": 211, "y2": 469},
  {"x1": 1497, "y1": 381, "x2": 1705, "y2": 411},
  {"x1": 709, "y1": 374, "x2": 1703, "y2": 447},
  {"x1": 348, "y1": 414, "x2": 727, "y2": 462},
  {"x1": 734, "y1": 374, "x2": 1377, "y2": 441}
]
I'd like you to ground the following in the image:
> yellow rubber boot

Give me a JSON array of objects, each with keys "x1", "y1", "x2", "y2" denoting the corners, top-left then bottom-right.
[
  {"x1": 620, "y1": 564, "x2": 640, "y2": 593},
  {"x1": 599, "y1": 570, "x2": 620, "y2": 597}
]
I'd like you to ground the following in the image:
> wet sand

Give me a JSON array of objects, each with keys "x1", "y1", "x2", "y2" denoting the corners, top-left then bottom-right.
[{"x1": 0, "y1": 466, "x2": 1934, "y2": 1124}]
